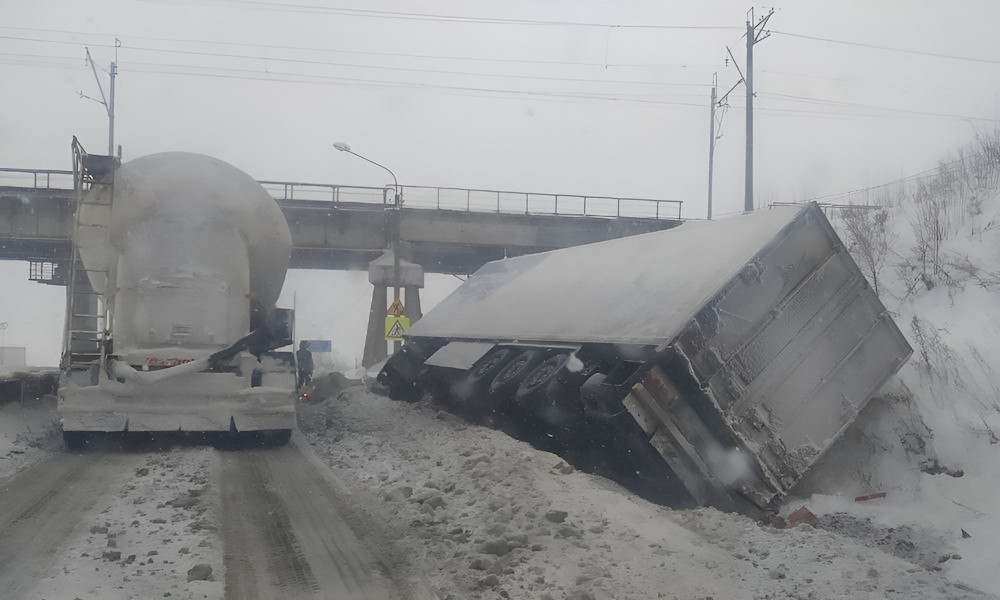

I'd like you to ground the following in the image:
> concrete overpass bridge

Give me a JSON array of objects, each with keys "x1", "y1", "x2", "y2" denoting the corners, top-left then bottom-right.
[
  {"x1": 1, "y1": 166, "x2": 683, "y2": 277},
  {"x1": 1, "y1": 165, "x2": 684, "y2": 364}
]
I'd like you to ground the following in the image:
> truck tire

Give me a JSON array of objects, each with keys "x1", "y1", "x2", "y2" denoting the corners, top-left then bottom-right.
[
  {"x1": 579, "y1": 373, "x2": 627, "y2": 421},
  {"x1": 387, "y1": 377, "x2": 422, "y2": 403},
  {"x1": 488, "y1": 349, "x2": 543, "y2": 399},
  {"x1": 450, "y1": 347, "x2": 518, "y2": 417},
  {"x1": 264, "y1": 429, "x2": 292, "y2": 446},
  {"x1": 514, "y1": 353, "x2": 582, "y2": 428},
  {"x1": 63, "y1": 431, "x2": 88, "y2": 450},
  {"x1": 467, "y1": 347, "x2": 516, "y2": 389}
]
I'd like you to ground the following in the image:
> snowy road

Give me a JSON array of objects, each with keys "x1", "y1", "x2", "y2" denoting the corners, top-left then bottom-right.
[
  {"x1": 2, "y1": 387, "x2": 997, "y2": 599},
  {"x1": 0, "y1": 435, "x2": 410, "y2": 600},
  {"x1": 0, "y1": 451, "x2": 141, "y2": 599},
  {"x1": 219, "y1": 436, "x2": 401, "y2": 599}
]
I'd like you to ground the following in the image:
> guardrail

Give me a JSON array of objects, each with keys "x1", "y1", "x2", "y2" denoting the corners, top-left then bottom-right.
[
  {"x1": 259, "y1": 181, "x2": 683, "y2": 220},
  {"x1": 4, "y1": 168, "x2": 683, "y2": 221},
  {"x1": 0, "y1": 168, "x2": 74, "y2": 190}
]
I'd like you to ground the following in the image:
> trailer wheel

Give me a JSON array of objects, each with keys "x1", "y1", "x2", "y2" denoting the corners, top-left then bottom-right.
[
  {"x1": 452, "y1": 347, "x2": 518, "y2": 415},
  {"x1": 515, "y1": 353, "x2": 584, "y2": 427},
  {"x1": 488, "y1": 349, "x2": 543, "y2": 398},
  {"x1": 579, "y1": 373, "x2": 626, "y2": 421},
  {"x1": 467, "y1": 347, "x2": 516, "y2": 387}
]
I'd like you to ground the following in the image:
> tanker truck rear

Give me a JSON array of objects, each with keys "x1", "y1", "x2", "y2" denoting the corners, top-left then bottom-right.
[
  {"x1": 59, "y1": 147, "x2": 297, "y2": 448},
  {"x1": 378, "y1": 203, "x2": 912, "y2": 515}
]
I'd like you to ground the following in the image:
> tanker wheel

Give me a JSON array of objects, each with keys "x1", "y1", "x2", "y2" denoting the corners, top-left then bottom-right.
[
  {"x1": 264, "y1": 429, "x2": 292, "y2": 447},
  {"x1": 488, "y1": 349, "x2": 543, "y2": 399},
  {"x1": 63, "y1": 431, "x2": 88, "y2": 451}
]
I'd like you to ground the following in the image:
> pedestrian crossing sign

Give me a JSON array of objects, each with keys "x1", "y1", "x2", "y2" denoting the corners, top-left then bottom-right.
[{"x1": 384, "y1": 316, "x2": 410, "y2": 341}]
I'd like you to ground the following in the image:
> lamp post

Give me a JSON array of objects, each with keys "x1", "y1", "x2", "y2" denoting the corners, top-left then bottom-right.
[
  {"x1": 333, "y1": 142, "x2": 403, "y2": 353},
  {"x1": 332, "y1": 142, "x2": 400, "y2": 208}
]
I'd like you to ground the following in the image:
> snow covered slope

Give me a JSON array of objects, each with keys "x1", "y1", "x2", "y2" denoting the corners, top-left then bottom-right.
[
  {"x1": 300, "y1": 385, "x2": 994, "y2": 599},
  {"x1": 786, "y1": 150, "x2": 1000, "y2": 596}
]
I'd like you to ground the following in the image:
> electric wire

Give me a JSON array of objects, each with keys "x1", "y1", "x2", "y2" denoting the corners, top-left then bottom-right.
[{"x1": 771, "y1": 30, "x2": 1000, "y2": 65}]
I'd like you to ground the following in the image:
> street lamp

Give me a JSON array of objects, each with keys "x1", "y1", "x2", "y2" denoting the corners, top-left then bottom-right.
[
  {"x1": 333, "y1": 142, "x2": 404, "y2": 354},
  {"x1": 332, "y1": 142, "x2": 400, "y2": 208}
]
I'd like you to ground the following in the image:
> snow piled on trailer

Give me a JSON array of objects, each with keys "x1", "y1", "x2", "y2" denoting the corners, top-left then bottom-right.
[
  {"x1": 300, "y1": 384, "x2": 995, "y2": 599},
  {"x1": 408, "y1": 204, "x2": 806, "y2": 345}
]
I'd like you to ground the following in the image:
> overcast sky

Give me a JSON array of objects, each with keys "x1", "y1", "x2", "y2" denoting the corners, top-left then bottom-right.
[
  {"x1": 3, "y1": 0, "x2": 998, "y2": 217},
  {"x1": 2, "y1": 0, "x2": 999, "y2": 365}
]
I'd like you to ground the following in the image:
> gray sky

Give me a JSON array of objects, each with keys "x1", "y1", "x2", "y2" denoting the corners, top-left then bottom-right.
[
  {"x1": 2, "y1": 0, "x2": 999, "y2": 365},
  {"x1": 3, "y1": 0, "x2": 998, "y2": 217}
]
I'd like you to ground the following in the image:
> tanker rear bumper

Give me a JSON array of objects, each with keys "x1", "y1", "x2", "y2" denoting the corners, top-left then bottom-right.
[{"x1": 58, "y1": 375, "x2": 296, "y2": 433}]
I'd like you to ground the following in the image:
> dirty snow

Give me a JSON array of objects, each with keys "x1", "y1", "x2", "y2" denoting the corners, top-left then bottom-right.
[
  {"x1": 4, "y1": 146, "x2": 1000, "y2": 598},
  {"x1": 0, "y1": 394, "x2": 62, "y2": 480},
  {"x1": 24, "y1": 447, "x2": 224, "y2": 600},
  {"x1": 297, "y1": 383, "x2": 993, "y2": 600}
]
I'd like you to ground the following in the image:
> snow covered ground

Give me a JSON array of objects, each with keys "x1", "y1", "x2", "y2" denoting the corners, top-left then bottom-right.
[
  {"x1": 2, "y1": 378, "x2": 994, "y2": 600},
  {"x1": 3, "y1": 145, "x2": 999, "y2": 599},
  {"x1": 298, "y1": 382, "x2": 994, "y2": 599},
  {"x1": 0, "y1": 392, "x2": 62, "y2": 479},
  {"x1": 295, "y1": 161, "x2": 1000, "y2": 599}
]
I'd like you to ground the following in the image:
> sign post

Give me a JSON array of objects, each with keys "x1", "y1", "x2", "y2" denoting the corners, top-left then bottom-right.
[{"x1": 385, "y1": 300, "x2": 409, "y2": 341}]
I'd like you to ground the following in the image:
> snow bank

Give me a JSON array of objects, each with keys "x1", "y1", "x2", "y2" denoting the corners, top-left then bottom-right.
[
  {"x1": 300, "y1": 386, "x2": 992, "y2": 599},
  {"x1": 0, "y1": 394, "x2": 61, "y2": 481},
  {"x1": 788, "y1": 153, "x2": 1000, "y2": 595}
]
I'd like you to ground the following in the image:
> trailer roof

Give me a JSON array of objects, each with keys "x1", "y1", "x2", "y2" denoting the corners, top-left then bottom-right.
[{"x1": 408, "y1": 204, "x2": 813, "y2": 347}]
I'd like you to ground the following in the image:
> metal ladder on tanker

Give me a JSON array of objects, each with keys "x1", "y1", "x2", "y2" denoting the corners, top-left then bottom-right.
[{"x1": 63, "y1": 137, "x2": 118, "y2": 379}]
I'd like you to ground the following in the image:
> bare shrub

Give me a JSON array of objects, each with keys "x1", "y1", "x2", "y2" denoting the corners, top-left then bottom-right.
[
  {"x1": 908, "y1": 316, "x2": 961, "y2": 387},
  {"x1": 840, "y1": 207, "x2": 896, "y2": 297}
]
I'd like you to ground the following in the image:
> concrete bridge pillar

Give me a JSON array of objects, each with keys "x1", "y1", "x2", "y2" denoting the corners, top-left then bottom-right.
[{"x1": 362, "y1": 248, "x2": 424, "y2": 368}]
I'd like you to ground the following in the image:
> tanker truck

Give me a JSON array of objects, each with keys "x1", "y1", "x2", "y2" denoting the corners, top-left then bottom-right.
[
  {"x1": 59, "y1": 145, "x2": 296, "y2": 448},
  {"x1": 378, "y1": 203, "x2": 912, "y2": 515}
]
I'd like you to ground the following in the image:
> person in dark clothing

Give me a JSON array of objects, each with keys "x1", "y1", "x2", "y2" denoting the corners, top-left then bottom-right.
[{"x1": 296, "y1": 340, "x2": 314, "y2": 389}]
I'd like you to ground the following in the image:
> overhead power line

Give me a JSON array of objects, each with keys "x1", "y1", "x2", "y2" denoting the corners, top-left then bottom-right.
[
  {"x1": 0, "y1": 27, "x2": 718, "y2": 70},
  {"x1": 760, "y1": 91, "x2": 998, "y2": 123},
  {"x1": 801, "y1": 157, "x2": 969, "y2": 203},
  {"x1": 771, "y1": 30, "x2": 1000, "y2": 65},
  {"x1": 51, "y1": 57, "x2": 707, "y2": 108},
  {"x1": 143, "y1": 0, "x2": 742, "y2": 30}
]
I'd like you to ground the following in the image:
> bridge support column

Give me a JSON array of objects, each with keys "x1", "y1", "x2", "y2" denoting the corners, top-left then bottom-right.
[
  {"x1": 362, "y1": 284, "x2": 388, "y2": 368},
  {"x1": 404, "y1": 286, "x2": 422, "y2": 322},
  {"x1": 362, "y1": 248, "x2": 424, "y2": 368}
]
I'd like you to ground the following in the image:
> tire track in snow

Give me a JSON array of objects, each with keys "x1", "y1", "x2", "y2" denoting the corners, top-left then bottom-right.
[
  {"x1": 0, "y1": 450, "x2": 141, "y2": 598},
  {"x1": 217, "y1": 435, "x2": 403, "y2": 599}
]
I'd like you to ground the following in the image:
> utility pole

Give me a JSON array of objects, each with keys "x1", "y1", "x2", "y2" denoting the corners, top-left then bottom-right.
[
  {"x1": 743, "y1": 8, "x2": 772, "y2": 213},
  {"x1": 84, "y1": 39, "x2": 120, "y2": 156},
  {"x1": 707, "y1": 74, "x2": 717, "y2": 221}
]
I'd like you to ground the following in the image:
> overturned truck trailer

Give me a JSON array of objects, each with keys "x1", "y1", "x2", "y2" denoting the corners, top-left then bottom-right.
[{"x1": 379, "y1": 203, "x2": 912, "y2": 514}]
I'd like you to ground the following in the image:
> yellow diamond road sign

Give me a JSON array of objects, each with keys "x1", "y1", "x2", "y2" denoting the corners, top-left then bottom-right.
[{"x1": 385, "y1": 316, "x2": 410, "y2": 341}]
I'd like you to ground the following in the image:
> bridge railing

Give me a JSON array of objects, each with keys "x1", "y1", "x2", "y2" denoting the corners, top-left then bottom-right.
[
  {"x1": 260, "y1": 181, "x2": 683, "y2": 220},
  {"x1": 0, "y1": 168, "x2": 74, "y2": 191},
  {"x1": 2, "y1": 169, "x2": 683, "y2": 220}
]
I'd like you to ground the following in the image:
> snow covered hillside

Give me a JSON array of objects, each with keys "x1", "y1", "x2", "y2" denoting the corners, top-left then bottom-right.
[{"x1": 787, "y1": 135, "x2": 1000, "y2": 595}]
